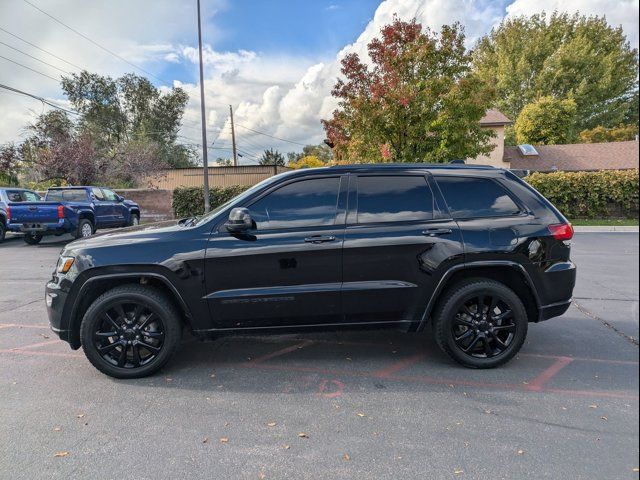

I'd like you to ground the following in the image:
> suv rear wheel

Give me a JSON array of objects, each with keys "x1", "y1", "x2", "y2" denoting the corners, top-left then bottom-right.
[
  {"x1": 80, "y1": 285, "x2": 182, "y2": 378},
  {"x1": 432, "y1": 278, "x2": 528, "y2": 369}
]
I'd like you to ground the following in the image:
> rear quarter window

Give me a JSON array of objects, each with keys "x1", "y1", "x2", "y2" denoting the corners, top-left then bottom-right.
[{"x1": 436, "y1": 176, "x2": 521, "y2": 219}]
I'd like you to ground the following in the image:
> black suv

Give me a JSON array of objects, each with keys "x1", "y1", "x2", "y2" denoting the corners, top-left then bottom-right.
[{"x1": 46, "y1": 165, "x2": 576, "y2": 378}]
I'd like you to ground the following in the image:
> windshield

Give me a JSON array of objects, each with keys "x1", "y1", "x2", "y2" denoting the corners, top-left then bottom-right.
[{"x1": 194, "y1": 174, "x2": 286, "y2": 226}]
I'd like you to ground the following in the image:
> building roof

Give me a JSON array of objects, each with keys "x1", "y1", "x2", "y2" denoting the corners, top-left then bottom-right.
[
  {"x1": 480, "y1": 109, "x2": 512, "y2": 126},
  {"x1": 504, "y1": 140, "x2": 639, "y2": 172}
]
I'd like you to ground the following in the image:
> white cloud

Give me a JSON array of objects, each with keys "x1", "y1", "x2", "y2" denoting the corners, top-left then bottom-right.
[{"x1": 506, "y1": 0, "x2": 639, "y2": 47}]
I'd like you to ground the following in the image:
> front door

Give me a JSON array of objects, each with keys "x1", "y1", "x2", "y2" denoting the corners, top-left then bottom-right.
[
  {"x1": 90, "y1": 188, "x2": 114, "y2": 227},
  {"x1": 102, "y1": 188, "x2": 127, "y2": 226},
  {"x1": 342, "y1": 173, "x2": 464, "y2": 326},
  {"x1": 204, "y1": 175, "x2": 347, "y2": 329}
]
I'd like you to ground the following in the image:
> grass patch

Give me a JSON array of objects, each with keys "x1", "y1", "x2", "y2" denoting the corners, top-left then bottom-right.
[{"x1": 570, "y1": 218, "x2": 639, "y2": 226}]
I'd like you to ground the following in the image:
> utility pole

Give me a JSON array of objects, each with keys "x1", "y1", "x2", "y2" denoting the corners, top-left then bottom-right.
[
  {"x1": 229, "y1": 104, "x2": 238, "y2": 167},
  {"x1": 197, "y1": 0, "x2": 210, "y2": 213}
]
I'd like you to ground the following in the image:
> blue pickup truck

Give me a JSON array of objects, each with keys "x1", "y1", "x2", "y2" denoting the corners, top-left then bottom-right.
[
  {"x1": 0, "y1": 187, "x2": 42, "y2": 243},
  {"x1": 5, "y1": 186, "x2": 141, "y2": 245}
]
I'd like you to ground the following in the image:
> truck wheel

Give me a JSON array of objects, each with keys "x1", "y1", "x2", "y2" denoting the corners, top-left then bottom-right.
[
  {"x1": 80, "y1": 285, "x2": 182, "y2": 379},
  {"x1": 432, "y1": 278, "x2": 528, "y2": 369},
  {"x1": 0, "y1": 222, "x2": 5, "y2": 243},
  {"x1": 23, "y1": 233, "x2": 43, "y2": 245},
  {"x1": 76, "y1": 219, "x2": 94, "y2": 239},
  {"x1": 129, "y1": 213, "x2": 140, "y2": 226}
]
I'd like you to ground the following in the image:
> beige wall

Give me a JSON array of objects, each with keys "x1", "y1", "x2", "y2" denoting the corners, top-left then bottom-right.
[
  {"x1": 143, "y1": 165, "x2": 290, "y2": 190},
  {"x1": 467, "y1": 125, "x2": 510, "y2": 168}
]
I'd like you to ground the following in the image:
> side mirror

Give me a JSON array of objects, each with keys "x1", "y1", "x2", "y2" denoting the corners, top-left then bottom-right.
[{"x1": 225, "y1": 207, "x2": 253, "y2": 233}]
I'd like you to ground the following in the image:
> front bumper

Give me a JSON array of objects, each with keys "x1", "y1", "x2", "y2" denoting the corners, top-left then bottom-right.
[{"x1": 45, "y1": 280, "x2": 72, "y2": 344}]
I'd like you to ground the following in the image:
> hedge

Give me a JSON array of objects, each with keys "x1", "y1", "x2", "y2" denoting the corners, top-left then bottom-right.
[
  {"x1": 525, "y1": 170, "x2": 639, "y2": 219},
  {"x1": 172, "y1": 185, "x2": 251, "y2": 218}
]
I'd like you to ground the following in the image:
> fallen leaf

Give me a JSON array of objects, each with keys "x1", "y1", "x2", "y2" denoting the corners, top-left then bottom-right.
[
  {"x1": 267, "y1": 422, "x2": 277, "y2": 427},
  {"x1": 224, "y1": 422, "x2": 230, "y2": 427},
  {"x1": 601, "y1": 416, "x2": 608, "y2": 421},
  {"x1": 259, "y1": 472, "x2": 266, "y2": 480},
  {"x1": 516, "y1": 449, "x2": 525, "y2": 456},
  {"x1": 210, "y1": 373, "x2": 216, "y2": 379},
  {"x1": 202, "y1": 437, "x2": 209, "y2": 444},
  {"x1": 463, "y1": 442, "x2": 470, "y2": 448},
  {"x1": 39, "y1": 333, "x2": 50, "y2": 339},
  {"x1": 373, "y1": 432, "x2": 379, "y2": 436},
  {"x1": 522, "y1": 381, "x2": 529, "y2": 385},
  {"x1": 345, "y1": 357, "x2": 352, "y2": 361},
  {"x1": 448, "y1": 384, "x2": 454, "y2": 388},
  {"x1": 456, "y1": 422, "x2": 463, "y2": 426},
  {"x1": 53, "y1": 427, "x2": 61, "y2": 432},
  {"x1": 165, "y1": 377, "x2": 173, "y2": 382},
  {"x1": 282, "y1": 444, "x2": 290, "y2": 450},
  {"x1": 76, "y1": 413, "x2": 85, "y2": 419},
  {"x1": 220, "y1": 437, "x2": 229, "y2": 443},
  {"x1": 561, "y1": 407, "x2": 568, "y2": 411},
  {"x1": 54, "y1": 451, "x2": 69, "y2": 457},
  {"x1": 454, "y1": 469, "x2": 464, "y2": 475},
  {"x1": 589, "y1": 404, "x2": 598, "y2": 409},
  {"x1": 632, "y1": 467, "x2": 639, "y2": 472},
  {"x1": 343, "y1": 453, "x2": 350, "y2": 461},
  {"x1": 356, "y1": 412, "x2": 366, "y2": 417},
  {"x1": 483, "y1": 410, "x2": 492, "y2": 415},
  {"x1": 298, "y1": 432, "x2": 309, "y2": 438}
]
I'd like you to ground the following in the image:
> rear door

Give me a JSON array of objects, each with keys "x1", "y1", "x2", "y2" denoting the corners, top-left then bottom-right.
[
  {"x1": 342, "y1": 172, "x2": 464, "y2": 326},
  {"x1": 90, "y1": 188, "x2": 114, "y2": 227},
  {"x1": 204, "y1": 174, "x2": 347, "y2": 329},
  {"x1": 101, "y1": 188, "x2": 127, "y2": 226}
]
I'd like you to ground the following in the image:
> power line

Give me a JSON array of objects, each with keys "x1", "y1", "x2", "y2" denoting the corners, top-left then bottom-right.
[
  {"x1": 236, "y1": 123, "x2": 306, "y2": 146},
  {"x1": 0, "y1": 40, "x2": 71, "y2": 74},
  {"x1": 0, "y1": 26, "x2": 84, "y2": 70},
  {"x1": 0, "y1": 82, "x2": 78, "y2": 115},
  {"x1": 22, "y1": 0, "x2": 170, "y2": 86},
  {"x1": 0, "y1": 54, "x2": 59, "y2": 82}
]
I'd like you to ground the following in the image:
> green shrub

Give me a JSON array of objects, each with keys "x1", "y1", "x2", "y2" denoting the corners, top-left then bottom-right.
[
  {"x1": 525, "y1": 170, "x2": 639, "y2": 219},
  {"x1": 172, "y1": 185, "x2": 251, "y2": 218}
]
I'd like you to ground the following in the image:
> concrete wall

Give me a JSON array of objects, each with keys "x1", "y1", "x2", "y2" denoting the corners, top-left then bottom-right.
[
  {"x1": 114, "y1": 189, "x2": 173, "y2": 223},
  {"x1": 467, "y1": 125, "x2": 510, "y2": 168}
]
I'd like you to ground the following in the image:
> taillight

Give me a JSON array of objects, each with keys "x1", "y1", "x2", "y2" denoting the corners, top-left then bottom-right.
[
  {"x1": 5, "y1": 206, "x2": 10, "y2": 221},
  {"x1": 57, "y1": 205, "x2": 64, "y2": 219},
  {"x1": 549, "y1": 223, "x2": 574, "y2": 241}
]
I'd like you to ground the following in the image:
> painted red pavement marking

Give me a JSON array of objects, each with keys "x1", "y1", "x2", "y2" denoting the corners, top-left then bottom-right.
[
  {"x1": 525, "y1": 356, "x2": 574, "y2": 392},
  {"x1": 521, "y1": 353, "x2": 639, "y2": 366},
  {"x1": 372, "y1": 352, "x2": 428, "y2": 378},
  {"x1": 0, "y1": 323, "x2": 50, "y2": 330},
  {"x1": 0, "y1": 348, "x2": 82, "y2": 359},
  {"x1": 244, "y1": 340, "x2": 314, "y2": 366},
  {"x1": 13, "y1": 339, "x2": 59, "y2": 350},
  {"x1": 317, "y1": 379, "x2": 345, "y2": 398}
]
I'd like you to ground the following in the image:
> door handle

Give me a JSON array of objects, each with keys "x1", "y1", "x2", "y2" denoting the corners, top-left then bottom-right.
[
  {"x1": 422, "y1": 228, "x2": 453, "y2": 237},
  {"x1": 304, "y1": 235, "x2": 336, "y2": 244}
]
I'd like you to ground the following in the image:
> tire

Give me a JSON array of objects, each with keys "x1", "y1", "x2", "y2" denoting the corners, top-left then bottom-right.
[
  {"x1": 0, "y1": 221, "x2": 5, "y2": 243},
  {"x1": 75, "y1": 218, "x2": 94, "y2": 239},
  {"x1": 432, "y1": 278, "x2": 528, "y2": 369},
  {"x1": 23, "y1": 233, "x2": 43, "y2": 245},
  {"x1": 80, "y1": 285, "x2": 182, "y2": 379},
  {"x1": 129, "y1": 213, "x2": 140, "y2": 226}
]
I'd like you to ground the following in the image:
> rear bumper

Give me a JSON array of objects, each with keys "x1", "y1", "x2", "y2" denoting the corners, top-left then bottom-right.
[
  {"x1": 539, "y1": 299, "x2": 572, "y2": 321},
  {"x1": 535, "y1": 260, "x2": 576, "y2": 321},
  {"x1": 8, "y1": 218, "x2": 73, "y2": 235}
]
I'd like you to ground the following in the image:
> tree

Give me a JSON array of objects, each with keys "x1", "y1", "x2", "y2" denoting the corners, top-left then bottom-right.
[
  {"x1": 287, "y1": 144, "x2": 333, "y2": 166},
  {"x1": 322, "y1": 18, "x2": 495, "y2": 163},
  {"x1": 61, "y1": 71, "x2": 196, "y2": 168},
  {"x1": 515, "y1": 97, "x2": 577, "y2": 145},
  {"x1": 259, "y1": 148, "x2": 285, "y2": 166},
  {"x1": 288, "y1": 155, "x2": 326, "y2": 169},
  {"x1": 579, "y1": 124, "x2": 639, "y2": 143},
  {"x1": 473, "y1": 12, "x2": 639, "y2": 131},
  {"x1": 0, "y1": 143, "x2": 21, "y2": 185}
]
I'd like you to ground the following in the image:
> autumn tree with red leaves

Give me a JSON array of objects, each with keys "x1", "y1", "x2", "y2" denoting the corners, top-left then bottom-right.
[{"x1": 322, "y1": 18, "x2": 495, "y2": 163}]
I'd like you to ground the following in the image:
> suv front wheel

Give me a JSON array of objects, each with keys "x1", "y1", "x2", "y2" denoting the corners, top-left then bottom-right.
[
  {"x1": 80, "y1": 285, "x2": 182, "y2": 378},
  {"x1": 432, "y1": 278, "x2": 528, "y2": 369}
]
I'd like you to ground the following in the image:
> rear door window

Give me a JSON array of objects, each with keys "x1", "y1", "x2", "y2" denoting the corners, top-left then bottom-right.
[
  {"x1": 436, "y1": 177, "x2": 521, "y2": 218},
  {"x1": 356, "y1": 175, "x2": 434, "y2": 224}
]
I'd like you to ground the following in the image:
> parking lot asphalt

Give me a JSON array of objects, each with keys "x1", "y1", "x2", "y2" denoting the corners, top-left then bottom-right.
[{"x1": 0, "y1": 232, "x2": 638, "y2": 480}]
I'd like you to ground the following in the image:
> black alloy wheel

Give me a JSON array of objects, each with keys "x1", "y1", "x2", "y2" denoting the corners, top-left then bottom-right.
[
  {"x1": 433, "y1": 279, "x2": 527, "y2": 369},
  {"x1": 92, "y1": 302, "x2": 166, "y2": 369},
  {"x1": 80, "y1": 285, "x2": 182, "y2": 378}
]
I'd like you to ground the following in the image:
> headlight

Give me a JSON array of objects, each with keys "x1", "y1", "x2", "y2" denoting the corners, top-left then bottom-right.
[{"x1": 57, "y1": 256, "x2": 75, "y2": 274}]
